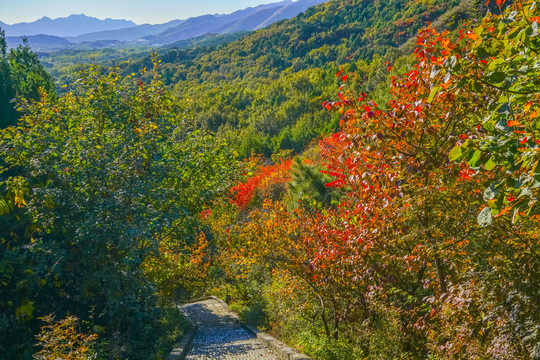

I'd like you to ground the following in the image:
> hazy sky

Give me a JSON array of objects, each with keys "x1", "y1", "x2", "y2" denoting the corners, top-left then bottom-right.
[{"x1": 0, "y1": 0, "x2": 291, "y2": 25}]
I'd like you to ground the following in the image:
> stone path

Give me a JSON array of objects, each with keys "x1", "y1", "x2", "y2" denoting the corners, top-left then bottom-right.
[{"x1": 181, "y1": 298, "x2": 279, "y2": 360}]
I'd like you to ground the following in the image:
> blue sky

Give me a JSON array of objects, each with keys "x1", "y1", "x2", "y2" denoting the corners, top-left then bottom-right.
[{"x1": 1, "y1": 0, "x2": 290, "y2": 25}]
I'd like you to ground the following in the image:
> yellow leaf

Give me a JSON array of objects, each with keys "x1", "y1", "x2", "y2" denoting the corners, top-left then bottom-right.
[{"x1": 15, "y1": 190, "x2": 26, "y2": 207}]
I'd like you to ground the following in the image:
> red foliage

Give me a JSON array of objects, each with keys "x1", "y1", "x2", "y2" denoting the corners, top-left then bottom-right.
[{"x1": 230, "y1": 159, "x2": 292, "y2": 209}]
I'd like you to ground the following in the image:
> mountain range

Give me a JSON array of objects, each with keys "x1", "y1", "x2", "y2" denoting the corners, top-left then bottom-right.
[
  {"x1": 142, "y1": 0, "x2": 326, "y2": 45},
  {"x1": 0, "y1": 0, "x2": 328, "y2": 48},
  {"x1": 0, "y1": 14, "x2": 136, "y2": 37}
]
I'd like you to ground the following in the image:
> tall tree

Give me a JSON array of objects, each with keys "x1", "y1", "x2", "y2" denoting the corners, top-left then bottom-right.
[
  {"x1": 8, "y1": 37, "x2": 55, "y2": 104},
  {"x1": 0, "y1": 32, "x2": 55, "y2": 129},
  {"x1": 0, "y1": 28, "x2": 16, "y2": 128}
]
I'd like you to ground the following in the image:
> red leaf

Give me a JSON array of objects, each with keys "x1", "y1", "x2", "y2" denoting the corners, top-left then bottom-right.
[{"x1": 325, "y1": 180, "x2": 344, "y2": 188}]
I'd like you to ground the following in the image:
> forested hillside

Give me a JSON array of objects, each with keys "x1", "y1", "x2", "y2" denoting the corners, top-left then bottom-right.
[
  {"x1": 209, "y1": 1, "x2": 540, "y2": 359},
  {"x1": 116, "y1": 0, "x2": 465, "y2": 157},
  {"x1": 1, "y1": 0, "x2": 539, "y2": 359}
]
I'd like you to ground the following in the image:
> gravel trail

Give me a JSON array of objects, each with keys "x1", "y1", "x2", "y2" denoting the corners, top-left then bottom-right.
[{"x1": 181, "y1": 299, "x2": 279, "y2": 360}]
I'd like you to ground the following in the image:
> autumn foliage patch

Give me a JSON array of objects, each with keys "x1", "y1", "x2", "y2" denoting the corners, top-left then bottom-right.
[
  {"x1": 221, "y1": 1, "x2": 540, "y2": 358},
  {"x1": 230, "y1": 159, "x2": 292, "y2": 209}
]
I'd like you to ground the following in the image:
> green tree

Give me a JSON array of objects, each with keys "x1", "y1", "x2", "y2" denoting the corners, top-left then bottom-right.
[
  {"x1": 8, "y1": 38, "x2": 55, "y2": 103},
  {"x1": 0, "y1": 28, "x2": 16, "y2": 128},
  {"x1": 0, "y1": 62, "x2": 237, "y2": 359},
  {"x1": 0, "y1": 31, "x2": 55, "y2": 129}
]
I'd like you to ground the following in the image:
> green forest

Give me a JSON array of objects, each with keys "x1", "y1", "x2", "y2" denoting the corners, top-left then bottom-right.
[{"x1": 1, "y1": 0, "x2": 539, "y2": 359}]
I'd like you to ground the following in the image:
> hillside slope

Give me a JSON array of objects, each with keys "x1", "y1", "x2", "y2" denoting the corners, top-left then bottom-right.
[
  {"x1": 142, "y1": 0, "x2": 462, "y2": 86},
  {"x1": 254, "y1": 0, "x2": 331, "y2": 30},
  {"x1": 116, "y1": 0, "x2": 469, "y2": 158},
  {"x1": 6, "y1": 34, "x2": 72, "y2": 50}
]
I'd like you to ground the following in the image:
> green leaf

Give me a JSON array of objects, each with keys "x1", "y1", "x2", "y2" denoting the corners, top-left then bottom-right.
[
  {"x1": 526, "y1": 21, "x2": 539, "y2": 37},
  {"x1": 449, "y1": 145, "x2": 464, "y2": 162},
  {"x1": 476, "y1": 46, "x2": 491, "y2": 59},
  {"x1": 484, "y1": 184, "x2": 498, "y2": 201},
  {"x1": 486, "y1": 72, "x2": 507, "y2": 84},
  {"x1": 15, "y1": 300, "x2": 35, "y2": 321},
  {"x1": 512, "y1": 206, "x2": 521, "y2": 224},
  {"x1": 484, "y1": 157, "x2": 497, "y2": 171},
  {"x1": 478, "y1": 207, "x2": 493, "y2": 227},
  {"x1": 467, "y1": 150, "x2": 483, "y2": 168},
  {"x1": 427, "y1": 86, "x2": 439, "y2": 103}
]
